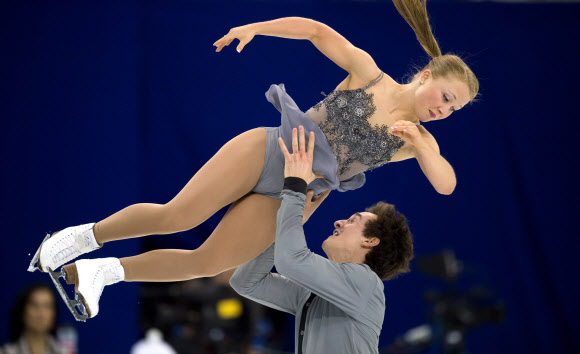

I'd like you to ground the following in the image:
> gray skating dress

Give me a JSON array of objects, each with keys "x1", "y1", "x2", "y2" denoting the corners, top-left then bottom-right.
[{"x1": 251, "y1": 72, "x2": 405, "y2": 200}]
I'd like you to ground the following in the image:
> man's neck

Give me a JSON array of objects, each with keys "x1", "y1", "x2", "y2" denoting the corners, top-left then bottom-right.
[{"x1": 328, "y1": 251, "x2": 366, "y2": 264}]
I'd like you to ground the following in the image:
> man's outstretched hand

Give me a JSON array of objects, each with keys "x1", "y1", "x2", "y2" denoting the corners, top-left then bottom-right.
[
  {"x1": 279, "y1": 125, "x2": 329, "y2": 223},
  {"x1": 278, "y1": 126, "x2": 318, "y2": 185}
]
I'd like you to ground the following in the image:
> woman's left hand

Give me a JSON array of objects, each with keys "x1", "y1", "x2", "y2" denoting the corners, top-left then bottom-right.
[{"x1": 389, "y1": 120, "x2": 425, "y2": 147}]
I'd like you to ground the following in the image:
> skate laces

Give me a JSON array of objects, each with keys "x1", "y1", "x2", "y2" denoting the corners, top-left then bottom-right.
[
  {"x1": 52, "y1": 233, "x2": 78, "y2": 265},
  {"x1": 94, "y1": 258, "x2": 124, "y2": 285},
  {"x1": 50, "y1": 224, "x2": 97, "y2": 266},
  {"x1": 75, "y1": 223, "x2": 99, "y2": 253},
  {"x1": 89, "y1": 267, "x2": 105, "y2": 296}
]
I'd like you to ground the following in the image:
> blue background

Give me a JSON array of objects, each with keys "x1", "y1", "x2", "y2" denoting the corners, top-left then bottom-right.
[{"x1": 1, "y1": 0, "x2": 579, "y2": 353}]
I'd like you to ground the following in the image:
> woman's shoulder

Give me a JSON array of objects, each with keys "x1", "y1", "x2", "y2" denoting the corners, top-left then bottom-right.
[
  {"x1": 381, "y1": 71, "x2": 398, "y2": 84},
  {"x1": 336, "y1": 70, "x2": 400, "y2": 92},
  {"x1": 379, "y1": 72, "x2": 403, "y2": 93}
]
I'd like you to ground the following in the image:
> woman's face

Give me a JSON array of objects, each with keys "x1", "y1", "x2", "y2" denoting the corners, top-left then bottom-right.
[
  {"x1": 414, "y1": 71, "x2": 470, "y2": 123},
  {"x1": 24, "y1": 288, "x2": 56, "y2": 334}
]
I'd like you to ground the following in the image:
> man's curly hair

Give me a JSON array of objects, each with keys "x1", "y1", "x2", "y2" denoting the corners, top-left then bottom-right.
[{"x1": 362, "y1": 202, "x2": 414, "y2": 280}]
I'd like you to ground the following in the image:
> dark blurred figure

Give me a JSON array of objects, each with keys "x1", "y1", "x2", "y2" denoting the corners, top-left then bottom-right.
[
  {"x1": 1, "y1": 284, "x2": 64, "y2": 354},
  {"x1": 384, "y1": 250, "x2": 504, "y2": 354},
  {"x1": 138, "y1": 266, "x2": 287, "y2": 354}
]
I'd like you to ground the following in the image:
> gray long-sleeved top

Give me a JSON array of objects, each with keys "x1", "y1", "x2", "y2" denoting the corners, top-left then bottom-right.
[{"x1": 230, "y1": 189, "x2": 386, "y2": 354}]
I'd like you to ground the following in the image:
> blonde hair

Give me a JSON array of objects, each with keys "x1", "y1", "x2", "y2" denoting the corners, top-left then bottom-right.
[{"x1": 392, "y1": 0, "x2": 479, "y2": 101}]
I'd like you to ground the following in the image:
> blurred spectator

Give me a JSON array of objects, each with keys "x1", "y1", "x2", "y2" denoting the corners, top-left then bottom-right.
[
  {"x1": 138, "y1": 232, "x2": 288, "y2": 354},
  {"x1": 131, "y1": 328, "x2": 176, "y2": 354},
  {"x1": 1, "y1": 284, "x2": 64, "y2": 354}
]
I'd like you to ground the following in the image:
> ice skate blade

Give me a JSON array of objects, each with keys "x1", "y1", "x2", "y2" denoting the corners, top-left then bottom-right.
[
  {"x1": 28, "y1": 233, "x2": 50, "y2": 272},
  {"x1": 47, "y1": 267, "x2": 89, "y2": 322}
]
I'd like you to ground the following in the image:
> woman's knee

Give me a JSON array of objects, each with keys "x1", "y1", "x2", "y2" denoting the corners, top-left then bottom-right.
[
  {"x1": 186, "y1": 248, "x2": 227, "y2": 278},
  {"x1": 156, "y1": 203, "x2": 203, "y2": 234},
  {"x1": 197, "y1": 263, "x2": 226, "y2": 278}
]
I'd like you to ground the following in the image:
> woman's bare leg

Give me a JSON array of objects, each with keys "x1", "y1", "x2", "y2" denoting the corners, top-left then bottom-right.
[
  {"x1": 93, "y1": 128, "x2": 269, "y2": 244},
  {"x1": 120, "y1": 193, "x2": 282, "y2": 282}
]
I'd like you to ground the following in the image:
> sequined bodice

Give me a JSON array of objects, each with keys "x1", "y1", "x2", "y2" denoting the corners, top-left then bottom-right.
[{"x1": 305, "y1": 72, "x2": 404, "y2": 180}]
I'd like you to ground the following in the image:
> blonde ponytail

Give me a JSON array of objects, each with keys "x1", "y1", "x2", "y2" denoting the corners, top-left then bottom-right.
[
  {"x1": 392, "y1": 0, "x2": 441, "y2": 58},
  {"x1": 393, "y1": 0, "x2": 480, "y2": 102}
]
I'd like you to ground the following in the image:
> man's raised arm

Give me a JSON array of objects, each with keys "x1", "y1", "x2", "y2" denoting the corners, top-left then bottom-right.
[{"x1": 229, "y1": 242, "x2": 306, "y2": 315}]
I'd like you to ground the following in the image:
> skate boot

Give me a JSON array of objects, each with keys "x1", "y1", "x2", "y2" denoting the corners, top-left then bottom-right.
[
  {"x1": 48, "y1": 258, "x2": 125, "y2": 321},
  {"x1": 28, "y1": 223, "x2": 101, "y2": 273}
]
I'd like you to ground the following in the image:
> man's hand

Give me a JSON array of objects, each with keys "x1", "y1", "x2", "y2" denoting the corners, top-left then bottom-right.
[
  {"x1": 302, "y1": 189, "x2": 331, "y2": 224},
  {"x1": 278, "y1": 126, "x2": 318, "y2": 185}
]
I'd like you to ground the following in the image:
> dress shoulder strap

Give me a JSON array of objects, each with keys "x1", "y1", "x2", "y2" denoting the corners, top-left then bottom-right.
[{"x1": 362, "y1": 71, "x2": 384, "y2": 90}]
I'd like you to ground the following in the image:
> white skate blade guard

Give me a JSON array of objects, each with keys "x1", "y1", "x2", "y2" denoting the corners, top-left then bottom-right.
[
  {"x1": 28, "y1": 233, "x2": 50, "y2": 272},
  {"x1": 47, "y1": 267, "x2": 89, "y2": 322}
]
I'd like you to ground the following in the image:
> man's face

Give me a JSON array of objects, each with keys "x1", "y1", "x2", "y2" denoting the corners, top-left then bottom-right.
[{"x1": 322, "y1": 212, "x2": 378, "y2": 258}]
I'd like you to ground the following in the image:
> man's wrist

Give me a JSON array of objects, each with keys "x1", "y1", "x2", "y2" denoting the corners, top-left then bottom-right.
[{"x1": 283, "y1": 177, "x2": 307, "y2": 195}]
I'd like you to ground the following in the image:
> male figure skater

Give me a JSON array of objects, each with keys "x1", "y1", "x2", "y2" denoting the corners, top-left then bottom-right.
[{"x1": 229, "y1": 126, "x2": 414, "y2": 354}]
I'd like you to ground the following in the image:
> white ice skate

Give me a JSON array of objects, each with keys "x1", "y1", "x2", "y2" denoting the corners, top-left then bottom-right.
[
  {"x1": 47, "y1": 258, "x2": 124, "y2": 322},
  {"x1": 28, "y1": 223, "x2": 101, "y2": 273}
]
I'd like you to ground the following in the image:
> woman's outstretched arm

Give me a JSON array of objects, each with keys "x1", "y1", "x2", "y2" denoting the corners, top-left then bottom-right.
[{"x1": 213, "y1": 17, "x2": 380, "y2": 82}]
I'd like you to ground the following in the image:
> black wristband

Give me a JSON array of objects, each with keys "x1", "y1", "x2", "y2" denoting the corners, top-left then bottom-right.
[{"x1": 283, "y1": 177, "x2": 308, "y2": 195}]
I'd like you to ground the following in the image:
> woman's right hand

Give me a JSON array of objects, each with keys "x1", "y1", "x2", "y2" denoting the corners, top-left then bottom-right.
[{"x1": 213, "y1": 25, "x2": 256, "y2": 53}]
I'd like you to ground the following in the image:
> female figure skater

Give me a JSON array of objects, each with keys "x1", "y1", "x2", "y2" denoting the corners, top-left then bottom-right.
[{"x1": 29, "y1": 0, "x2": 478, "y2": 319}]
